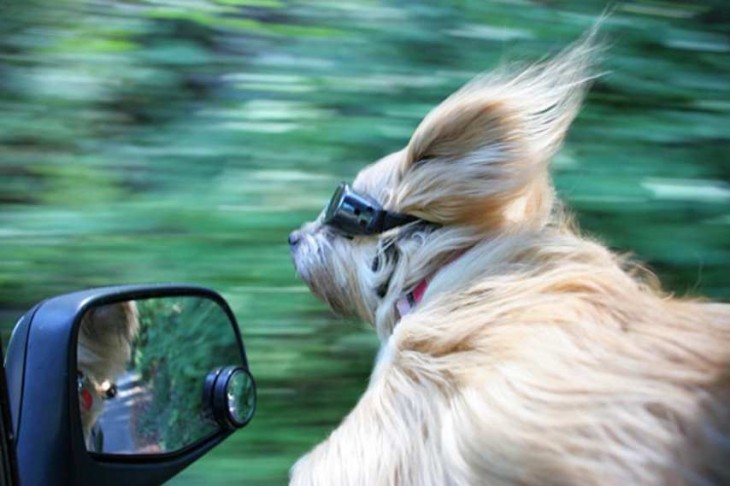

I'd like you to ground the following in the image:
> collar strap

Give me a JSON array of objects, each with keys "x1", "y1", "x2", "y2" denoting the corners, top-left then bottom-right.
[
  {"x1": 395, "y1": 251, "x2": 465, "y2": 318},
  {"x1": 396, "y1": 279, "x2": 429, "y2": 317}
]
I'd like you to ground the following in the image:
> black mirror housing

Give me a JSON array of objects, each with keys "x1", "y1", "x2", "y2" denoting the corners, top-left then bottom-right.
[{"x1": 4, "y1": 284, "x2": 254, "y2": 486}]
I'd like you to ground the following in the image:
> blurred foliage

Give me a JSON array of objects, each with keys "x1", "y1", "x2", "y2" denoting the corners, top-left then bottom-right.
[
  {"x1": 133, "y1": 296, "x2": 241, "y2": 453},
  {"x1": 0, "y1": 0, "x2": 728, "y2": 484}
]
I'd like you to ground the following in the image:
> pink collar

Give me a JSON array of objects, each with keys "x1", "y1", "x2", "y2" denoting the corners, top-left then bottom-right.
[
  {"x1": 395, "y1": 279, "x2": 428, "y2": 317},
  {"x1": 395, "y1": 251, "x2": 464, "y2": 318}
]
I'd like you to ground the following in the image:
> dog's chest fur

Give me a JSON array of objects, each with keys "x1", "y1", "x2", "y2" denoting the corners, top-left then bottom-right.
[{"x1": 379, "y1": 233, "x2": 730, "y2": 484}]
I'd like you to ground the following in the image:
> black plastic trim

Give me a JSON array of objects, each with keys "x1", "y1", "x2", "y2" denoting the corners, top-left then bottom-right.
[{"x1": 7, "y1": 284, "x2": 251, "y2": 486}]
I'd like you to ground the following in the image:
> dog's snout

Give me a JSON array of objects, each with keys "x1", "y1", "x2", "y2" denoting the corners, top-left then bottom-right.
[{"x1": 289, "y1": 230, "x2": 302, "y2": 247}]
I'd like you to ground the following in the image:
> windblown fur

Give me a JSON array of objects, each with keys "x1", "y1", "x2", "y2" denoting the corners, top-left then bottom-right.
[
  {"x1": 77, "y1": 301, "x2": 139, "y2": 443},
  {"x1": 289, "y1": 32, "x2": 730, "y2": 485}
]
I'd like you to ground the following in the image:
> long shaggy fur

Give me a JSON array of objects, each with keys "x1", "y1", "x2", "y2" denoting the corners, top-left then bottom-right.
[
  {"x1": 77, "y1": 301, "x2": 139, "y2": 442},
  {"x1": 289, "y1": 32, "x2": 730, "y2": 485}
]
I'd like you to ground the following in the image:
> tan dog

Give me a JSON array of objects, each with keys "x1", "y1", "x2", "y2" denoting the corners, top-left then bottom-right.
[
  {"x1": 77, "y1": 301, "x2": 139, "y2": 447},
  {"x1": 289, "y1": 33, "x2": 730, "y2": 485}
]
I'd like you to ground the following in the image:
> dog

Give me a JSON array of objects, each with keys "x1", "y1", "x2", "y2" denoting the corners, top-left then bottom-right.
[
  {"x1": 77, "y1": 301, "x2": 139, "y2": 450},
  {"x1": 288, "y1": 32, "x2": 730, "y2": 485}
]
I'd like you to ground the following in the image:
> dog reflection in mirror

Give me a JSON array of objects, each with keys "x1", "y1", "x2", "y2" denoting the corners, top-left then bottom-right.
[
  {"x1": 77, "y1": 302, "x2": 139, "y2": 449},
  {"x1": 289, "y1": 33, "x2": 730, "y2": 485}
]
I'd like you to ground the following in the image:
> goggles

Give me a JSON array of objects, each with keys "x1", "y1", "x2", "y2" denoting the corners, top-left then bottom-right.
[{"x1": 323, "y1": 183, "x2": 427, "y2": 236}]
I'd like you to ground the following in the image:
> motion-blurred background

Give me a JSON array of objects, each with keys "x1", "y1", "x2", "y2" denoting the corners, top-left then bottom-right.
[{"x1": 1, "y1": 0, "x2": 728, "y2": 483}]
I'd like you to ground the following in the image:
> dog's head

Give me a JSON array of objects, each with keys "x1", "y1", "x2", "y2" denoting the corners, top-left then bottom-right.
[
  {"x1": 290, "y1": 36, "x2": 597, "y2": 339},
  {"x1": 77, "y1": 301, "x2": 139, "y2": 444}
]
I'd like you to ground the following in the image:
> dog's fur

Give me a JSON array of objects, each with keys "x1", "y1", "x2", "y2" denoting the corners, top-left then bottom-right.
[
  {"x1": 289, "y1": 34, "x2": 730, "y2": 485},
  {"x1": 77, "y1": 301, "x2": 139, "y2": 444}
]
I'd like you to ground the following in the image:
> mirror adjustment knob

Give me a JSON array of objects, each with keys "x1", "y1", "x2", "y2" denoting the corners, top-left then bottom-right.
[
  {"x1": 203, "y1": 366, "x2": 256, "y2": 430},
  {"x1": 225, "y1": 368, "x2": 256, "y2": 426}
]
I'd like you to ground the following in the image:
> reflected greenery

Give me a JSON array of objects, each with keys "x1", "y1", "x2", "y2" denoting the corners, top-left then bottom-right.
[
  {"x1": 1, "y1": 0, "x2": 729, "y2": 484},
  {"x1": 133, "y1": 297, "x2": 241, "y2": 454}
]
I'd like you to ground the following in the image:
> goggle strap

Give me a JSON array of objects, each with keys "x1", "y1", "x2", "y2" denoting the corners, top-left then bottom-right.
[{"x1": 380, "y1": 211, "x2": 420, "y2": 232}]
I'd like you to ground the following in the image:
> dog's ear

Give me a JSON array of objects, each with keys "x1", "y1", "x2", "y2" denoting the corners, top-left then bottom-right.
[{"x1": 393, "y1": 33, "x2": 599, "y2": 230}]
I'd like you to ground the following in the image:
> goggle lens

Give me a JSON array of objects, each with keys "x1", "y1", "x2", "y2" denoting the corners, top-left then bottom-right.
[
  {"x1": 323, "y1": 183, "x2": 425, "y2": 236},
  {"x1": 323, "y1": 183, "x2": 379, "y2": 235}
]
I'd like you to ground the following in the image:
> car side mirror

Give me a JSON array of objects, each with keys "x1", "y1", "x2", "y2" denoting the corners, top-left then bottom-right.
[{"x1": 4, "y1": 285, "x2": 256, "y2": 486}]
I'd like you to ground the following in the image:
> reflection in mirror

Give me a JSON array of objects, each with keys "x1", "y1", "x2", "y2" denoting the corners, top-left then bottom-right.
[{"x1": 76, "y1": 296, "x2": 254, "y2": 455}]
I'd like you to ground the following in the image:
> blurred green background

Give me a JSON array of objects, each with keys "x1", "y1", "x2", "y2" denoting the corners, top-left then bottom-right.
[{"x1": 1, "y1": 0, "x2": 728, "y2": 484}]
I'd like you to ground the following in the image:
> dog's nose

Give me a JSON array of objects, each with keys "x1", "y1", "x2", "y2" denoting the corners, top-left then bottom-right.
[{"x1": 288, "y1": 230, "x2": 301, "y2": 247}]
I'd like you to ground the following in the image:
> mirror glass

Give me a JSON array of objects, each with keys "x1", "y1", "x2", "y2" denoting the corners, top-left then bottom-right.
[{"x1": 76, "y1": 296, "x2": 254, "y2": 455}]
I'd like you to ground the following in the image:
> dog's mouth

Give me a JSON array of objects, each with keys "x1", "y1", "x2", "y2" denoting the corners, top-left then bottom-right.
[
  {"x1": 290, "y1": 230, "x2": 368, "y2": 318},
  {"x1": 290, "y1": 233, "x2": 334, "y2": 300},
  {"x1": 290, "y1": 231, "x2": 324, "y2": 283}
]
